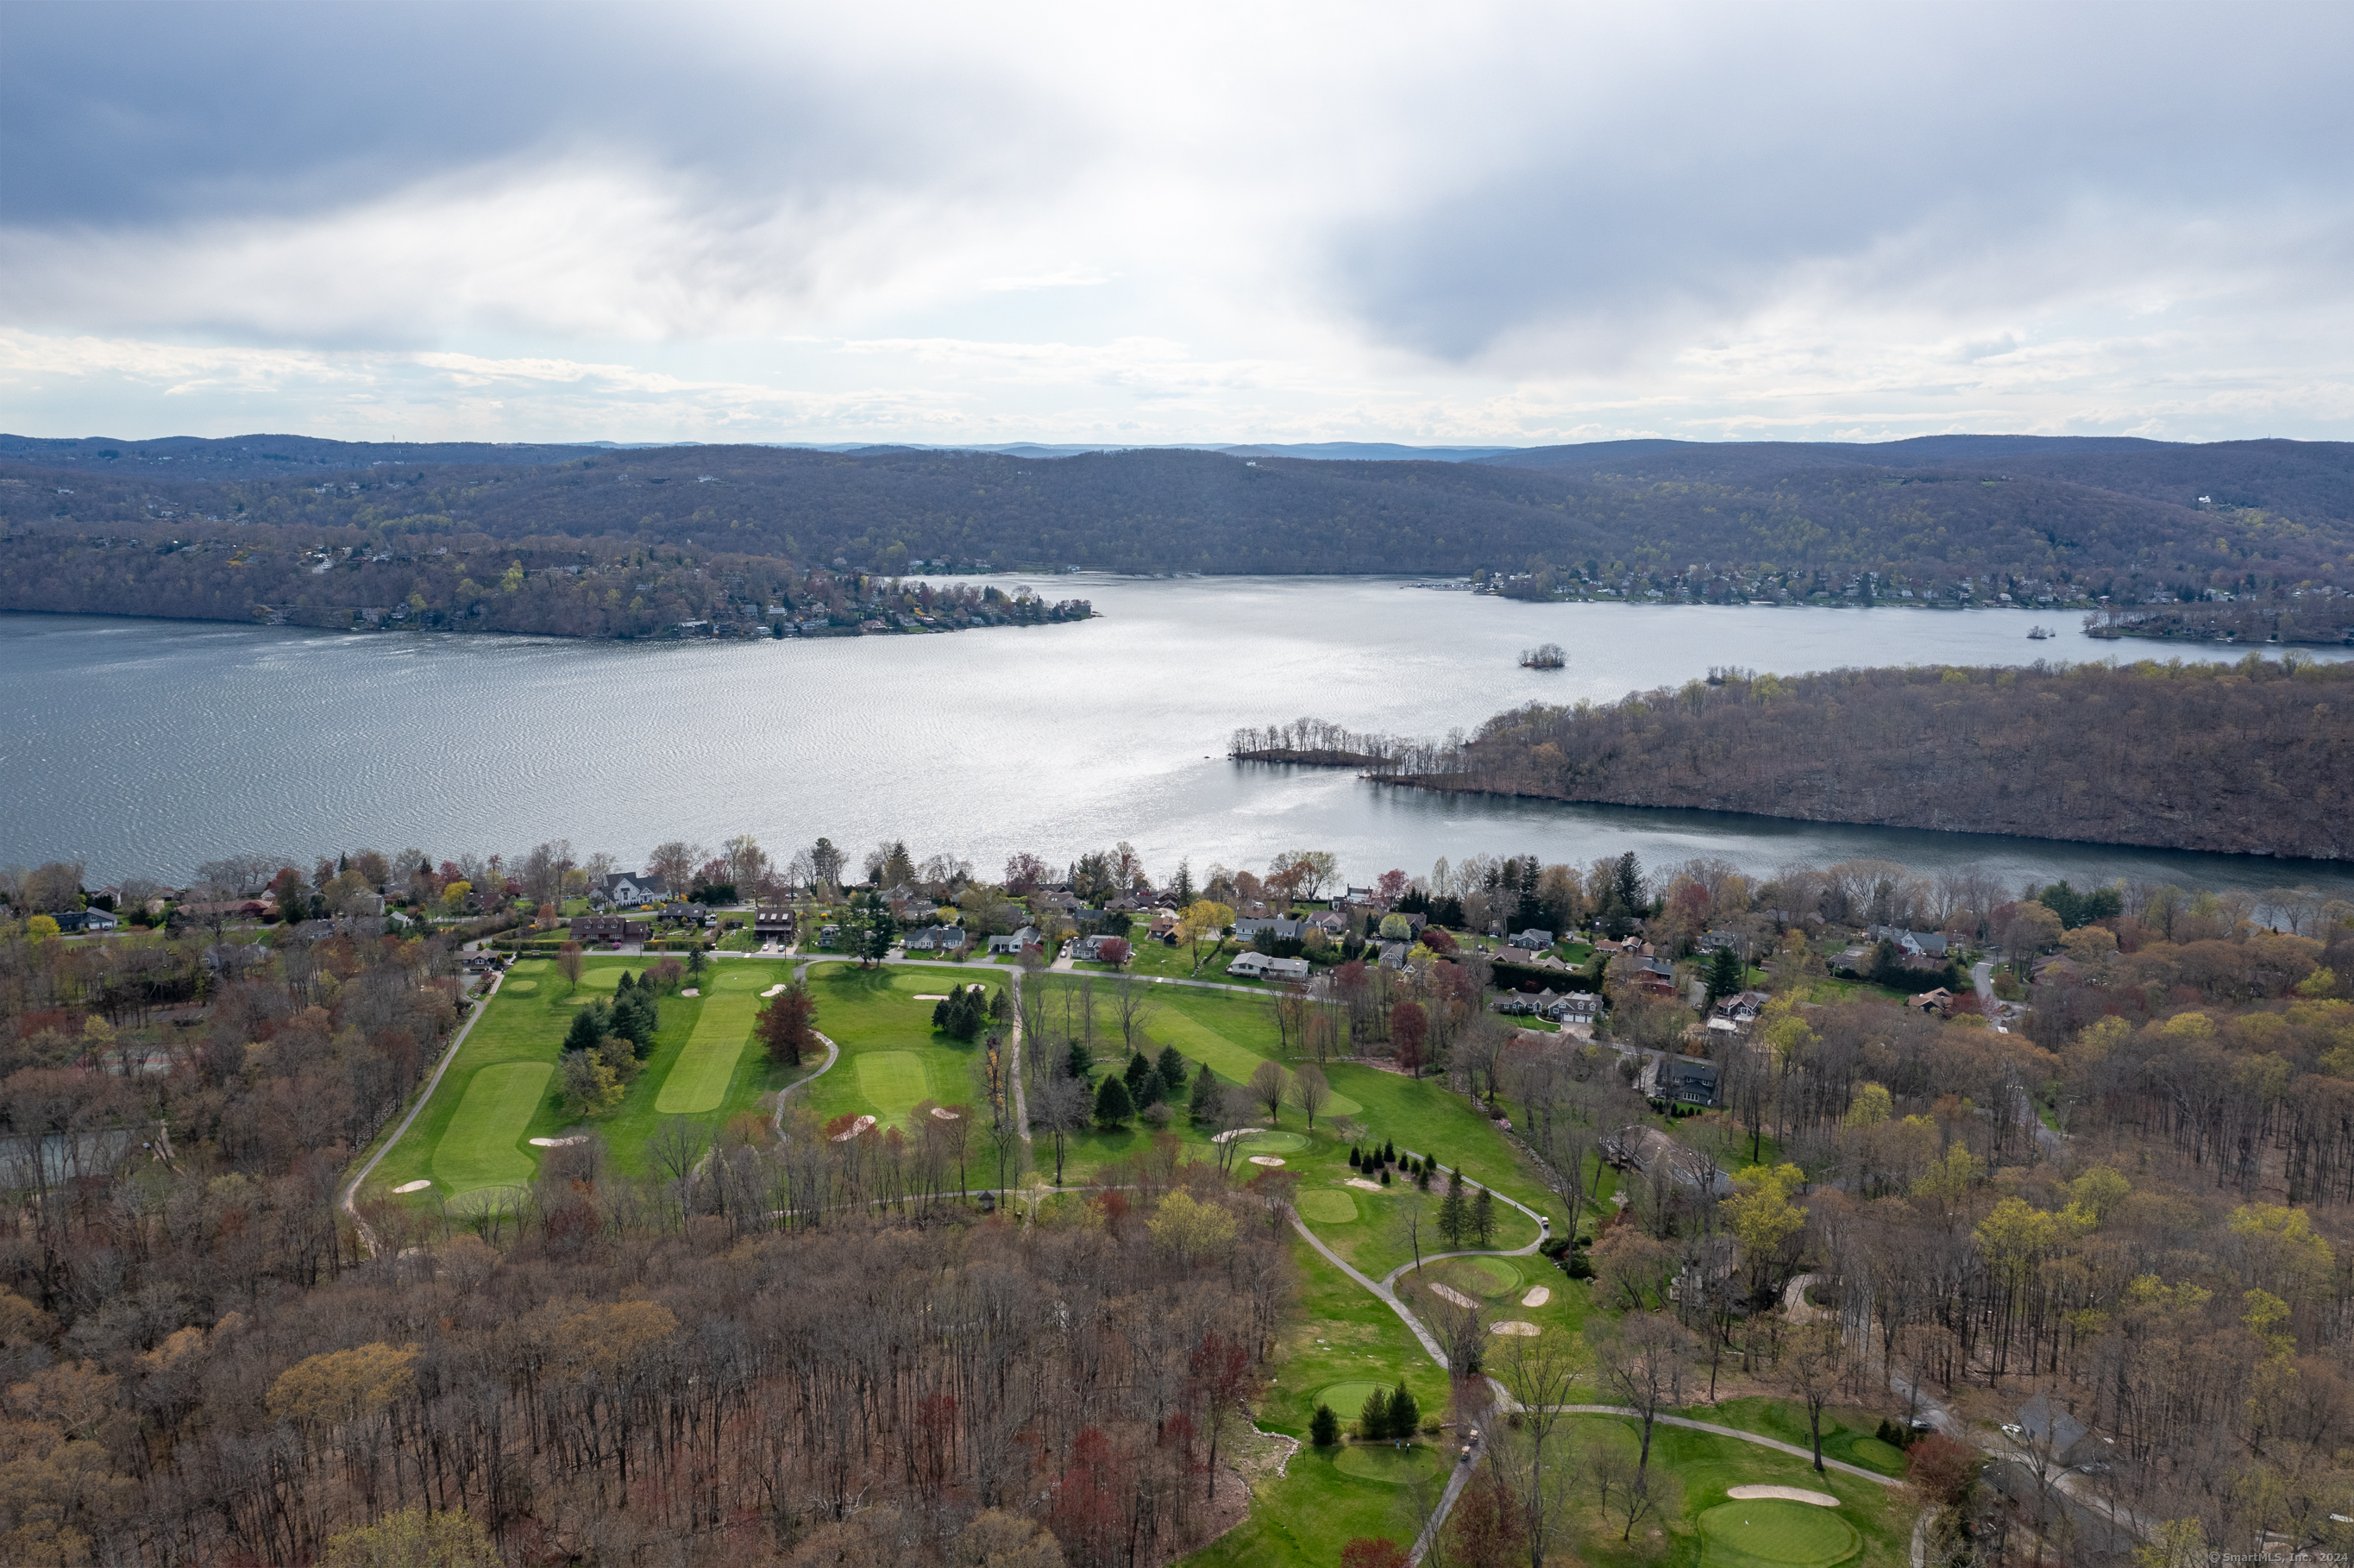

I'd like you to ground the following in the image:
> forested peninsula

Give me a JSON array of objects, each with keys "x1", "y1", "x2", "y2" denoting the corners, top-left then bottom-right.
[
  {"x1": 1244, "y1": 658, "x2": 2354, "y2": 860},
  {"x1": 2, "y1": 435, "x2": 2351, "y2": 629}
]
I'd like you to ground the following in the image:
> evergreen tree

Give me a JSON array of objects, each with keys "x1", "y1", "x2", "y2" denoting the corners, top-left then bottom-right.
[
  {"x1": 1708, "y1": 944, "x2": 1744, "y2": 1000},
  {"x1": 1155, "y1": 1044, "x2": 1187, "y2": 1089},
  {"x1": 1438, "y1": 1169, "x2": 1468, "y2": 1247},
  {"x1": 611, "y1": 988, "x2": 658, "y2": 1056},
  {"x1": 1094, "y1": 1074, "x2": 1134, "y2": 1129},
  {"x1": 1123, "y1": 1051, "x2": 1152, "y2": 1096},
  {"x1": 1348, "y1": 1146, "x2": 1362, "y2": 1170},
  {"x1": 1382, "y1": 1139, "x2": 1396, "y2": 1165},
  {"x1": 1172, "y1": 858, "x2": 1195, "y2": 909},
  {"x1": 563, "y1": 1002, "x2": 612, "y2": 1055},
  {"x1": 1066, "y1": 1040, "x2": 1092, "y2": 1082},
  {"x1": 1359, "y1": 1386, "x2": 1391, "y2": 1441},
  {"x1": 1188, "y1": 1068, "x2": 1221, "y2": 1126},
  {"x1": 1379, "y1": 1167, "x2": 1391, "y2": 1185},
  {"x1": 1309, "y1": 1403, "x2": 1340, "y2": 1447},
  {"x1": 1472, "y1": 1186, "x2": 1497, "y2": 1247},
  {"x1": 617, "y1": 969, "x2": 636, "y2": 993},
  {"x1": 1416, "y1": 1163, "x2": 1432, "y2": 1191},
  {"x1": 1387, "y1": 1381, "x2": 1420, "y2": 1439},
  {"x1": 1134, "y1": 1069, "x2": 1166, "y2": 1110}
]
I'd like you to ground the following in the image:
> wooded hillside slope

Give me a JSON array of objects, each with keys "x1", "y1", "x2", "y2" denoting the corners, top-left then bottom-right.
[
  {"x1": 3, "y1": 436, "x2": 2351, "y2": 597},
  {"x1": 1384, "y1": 658, "x2": 2354, "y2": 859}
]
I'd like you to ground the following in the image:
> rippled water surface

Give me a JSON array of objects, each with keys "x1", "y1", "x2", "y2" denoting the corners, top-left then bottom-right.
[{"x1": 5, "y1": 578, "x2": 2349, "y2": 894}]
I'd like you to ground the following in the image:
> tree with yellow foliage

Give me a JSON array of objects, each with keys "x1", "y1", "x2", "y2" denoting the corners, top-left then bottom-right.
[
  {"x1": 1725, "y1": 1163, "x2": 1806, "y2": 1303},
  {"x1": 322, "y1": 1505, "x2": 499, "y2": 1568}
]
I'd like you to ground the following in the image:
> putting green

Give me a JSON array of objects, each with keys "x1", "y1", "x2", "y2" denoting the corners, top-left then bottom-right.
[
  {"x1": 1333, "y1": 1444, "x2": 1440, "y2": 1483},
  {"x1": 1296, "y1": 1189, "x2": 1359, "y2": 1224},
  {"x1": 1455, "y1": 1256, "x2": 1523, "y2": 1296},
  {"x1": 432, "y1": 1062, "x2": 552, "y2": 1194},
  {"x1": 711, "y1": 966, "x2": 771, "y2": 990},
  {"x1": 1696, "y1": 1500, "x2": 1860, "y2": 1567},
  {"x1": 501, "y1": 978, "x2": 538, "y2": 994},
  {"x1": 656, "y1": 990, "x2": 761, "y2": 1114},
  {"x1": 855, "y1": 1051, "x2": 932, "y2": 1123},
  {"x1": 1241, "y1": 1129, "x2": 1308, "y2": 1153},
  {"x1": 1318, "y1": 1382, "x2": 1387, "y2": 1418}
]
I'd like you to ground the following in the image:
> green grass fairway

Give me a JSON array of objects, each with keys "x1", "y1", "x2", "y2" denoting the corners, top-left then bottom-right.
[
  {"x1": 1695, "y1": 1500, "x2": 1860, "y2": 1567},
  {"x1": 1317, "y1": 1382, "x2": 1387, "y2": 1416},
  {"x1": 502, "y1": 977, "x2": 538, "y2": 993},
  {"x1": 1333, "y1": 1444, "x2": 1443, "y2": 1483},
  {"x1": 1453, "y1": 1256, "x2": 1523, "y2": 1296},
  {"x1": 855, "y1": 1051, "x2": 932, "y2": 1122},
  {"x1": 1242, "y1": 1129, "x2": 1309, "y2": 1153},
  {"x1": 432, "y1": 1062, "x2": 552, "y2": 1193},
  {"x1": 656, "y1": 988, "x2": 762, "y2": 1113},
  {"x1": 1297, "y1": 1189, "x2": 1359, "y2": 1223},
  {"x1": 1848, "y1": 1437, "x2": 1905, "y2": 1471}
]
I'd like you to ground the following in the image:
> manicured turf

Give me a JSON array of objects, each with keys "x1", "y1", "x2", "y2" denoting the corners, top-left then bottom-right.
[
  {"x1": 1241, "y1": 1130, "x2": 1308, "y2": 1154},
  {"x1": 1435, "y1": 1255, "x2": 1523, "y2": 1298},
  {"x1": 1296, "y1": 1189, "x2": 1359, "y2": 1223},
  {"x1": 855, "y1": 1051, "x2": 933, "y2": 1122},
  {"x1": 1317, "y1": 1382, "x2": 1387, "y2": 1415},
  {"x1": 1680, "y1": 1399, "x2": 1913, "y2": 1478},
  {"x1": 1332, "y1": 1443, "x2": 1444, "y2": 1483},
  {"x1": 655, "y1": 988, "x2": 763, "y2": 1113},
  {"x1": 1695, "y1": 1500, "x2": 1861, "y2": 1566},
  {"x1": 431, "y1": 1062, "x2": 550, "y2": 1194}
]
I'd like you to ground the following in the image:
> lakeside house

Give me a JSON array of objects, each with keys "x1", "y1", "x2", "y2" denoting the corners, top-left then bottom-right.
[
  {"x1": 988, "y1": 925, "x2": 1041, "y2": 956},
  {"x1": 1869, "y1": 925, "x2": 1949, "y2": 959},
  {"x1": 1235, "y1": 915, "x2": 1304, "y2": 942},
  {"x1": 1228, "y1": 952, "x2": 1309, "y2": 982},
  {"x1": 572, "y1": 915, "x2": 652, "y2": 943},
  {"x1": 592, "y1": 872, "x2": 668, "y2": 907},
  {"x1": 52, "y1": 907, "x2": 119, "y2": 932}
]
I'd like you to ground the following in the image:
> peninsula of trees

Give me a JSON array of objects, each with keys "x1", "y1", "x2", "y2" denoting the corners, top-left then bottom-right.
[{"x1": 1263, "y1": 656, "x2": 2354, "y2": 860}]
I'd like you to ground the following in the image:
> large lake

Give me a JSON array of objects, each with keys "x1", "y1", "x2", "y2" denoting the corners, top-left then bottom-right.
[{"x1": 5, "y1": 578, "x2": 2350, "y2": 896}]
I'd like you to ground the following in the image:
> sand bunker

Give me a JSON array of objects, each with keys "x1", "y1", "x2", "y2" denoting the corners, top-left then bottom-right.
[
  {"x1": 931, "y1": 1107, "x2": 961, "y2": 1120},
  {"x1": 914, "y1": 994, "x2": 950, "y2": 1000},
  {"x1": 1490, "y1": 1320, "x2": 1541, "y2": 1336},
  {"x1": 1725, "y1": 1485, "x2": 1840, "y2": 1507},
  {"x1": 1211, "y1": 1127, "x2": 1267, "y2": 1143},
  {"x1": 681, "y1": 988, "x2": 700, "y2": 997},
  {"x1": 1346, "y1": 1177, "x2": 1384, "y2": 1192},
  {"x1": 761, "y1": 984, "x2": 787, "y2": 997},
  {"x1": 392, "y1": 1180, "x2": 431, "y2": 1194},
  {"x1": 1428, "y1": 1283, "x2": 1478, "y2": 1309},
  {"x1": 832, "y1": 1114, "x2": 878, "y2": 1142},
  {"x1": 1250, "y1": 1155, "x2": 1286, "y2": 1167},
  {"x1": 1522, "y1": 1286, "x2": 1552, "y2": 1308},
  {"x1": 529, "y1": 1135, "x2": 588, "y2": 1148}
]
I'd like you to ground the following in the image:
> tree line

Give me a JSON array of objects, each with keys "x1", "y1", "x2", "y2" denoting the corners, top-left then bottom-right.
[{"x1": 1312, "y1": 655, "x2": 2354, "y2": 859}]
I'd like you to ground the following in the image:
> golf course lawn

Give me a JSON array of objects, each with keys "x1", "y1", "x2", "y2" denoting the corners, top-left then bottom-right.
[
  {"x1": 800, "y1": 963, "x2": 1002, "y2": 1128},
  {"x1": 1554, "y1": 1417, "x2": 1911, "y2": 1568},
  {"x1": 431, "y1": 1061, "x2": 550, "y2": 1193},
  {"x1": 367, "y1": 955, "x2": 798, "y2": 1199},
  {"x1": 655, "y1": 970, "x2": 767, "y2": 1113}
]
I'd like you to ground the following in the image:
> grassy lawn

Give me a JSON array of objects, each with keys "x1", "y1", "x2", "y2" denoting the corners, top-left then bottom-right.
[
  {"x1": 1676, "y1": 1397, "x2": 1911, "y2": 1478},
  {"x1": 801, "y1": 963, "x2": 1005, "y2": 1127},
  {"x1": 1182, "y1": 1232, "x2": 1453, "y2": 1568},
  {"x1": 371, "y1": 956, "x2": 799, "y2": 1199},
  {"x1": 1560, "y1": 1415, "x2": 1915, "y2": 1568}
]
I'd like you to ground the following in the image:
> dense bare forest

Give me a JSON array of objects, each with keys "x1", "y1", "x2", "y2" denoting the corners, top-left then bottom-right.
[
  {"x1": 1335, "y1": 657, "x2": 2354, "y2": 859},
  {"x1": 4, "y1": 433, "x2": 2351, "y2": 599}
]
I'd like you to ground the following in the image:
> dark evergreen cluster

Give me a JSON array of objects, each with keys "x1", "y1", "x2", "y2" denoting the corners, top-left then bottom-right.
[{"x1": 930, "y1": 984, "x2": 990, "y2": 1041}]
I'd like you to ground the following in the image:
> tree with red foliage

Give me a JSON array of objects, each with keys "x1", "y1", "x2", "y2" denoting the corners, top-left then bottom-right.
[
  {"x1": 755, "y1": 983, "x2": 818, "y2": 1067},
  {"x1": 1391, "y1": 1000, "x2": 1428, "y2": 1077},
  {"x1": 1341, "y1": 1538, "x2": 1409, "y2": 1568},
  {"x1": 1049, "y1": 1425, "x2": 1133, "y2": 1568},
  {"x1": 1906, "y1": 1432, "x2": 1980, "y2": 1504},
  {"x1": 1442, "y1": 1469, "x2": 1528, "y2": 1568},
  {"x1": 1098, "y1": 937, "x2": 1132, "y2": 967},
  {"x1": 1422, "y1": 926, "x2": 1459, "y2": 955},
  {"x1": 1376, "y1": 869, "x2": 1410, "y2": 904},
  {"x1": 1004, "y1": 852, "x2": 1050, "y2": 894},
  {"x1": 1189, "y1": 1330, "x2": 1258, "y2": 1502}
]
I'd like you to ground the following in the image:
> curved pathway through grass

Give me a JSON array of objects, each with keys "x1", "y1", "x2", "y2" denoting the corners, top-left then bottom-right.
[{"x1": 339, "y1": 969, "x2": 503, "y2": 1258}]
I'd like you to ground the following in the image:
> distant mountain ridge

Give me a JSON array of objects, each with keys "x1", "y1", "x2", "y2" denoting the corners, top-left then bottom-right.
[{"x1": 3, "y1": 436, "x2": 2350, "y2": 609}]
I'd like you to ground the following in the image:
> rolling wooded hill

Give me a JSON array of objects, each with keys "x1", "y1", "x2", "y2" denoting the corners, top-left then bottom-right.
[
  {"x1": 1368, "y1": 658, "x2": 2354, "y2": 860},
  {"x1": 2, "y1": 437, "x2": 2349, "y2": 622}
]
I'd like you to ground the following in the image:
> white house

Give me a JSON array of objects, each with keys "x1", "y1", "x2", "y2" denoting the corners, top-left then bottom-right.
[
  {"x1": 988, "y1": 925, "x2": 1040, "y2": 955},
  {"x1": 593, "y1": 872, "x2": 669, "y2": 907},
  {"x1": 1228, "y1": 952, "x2": 1310, "y2": 982}
]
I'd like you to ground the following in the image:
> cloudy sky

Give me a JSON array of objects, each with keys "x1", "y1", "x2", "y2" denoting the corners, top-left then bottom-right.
[{"x1": 3, "y1": 1, "x2": 2351, "y2": 448}]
